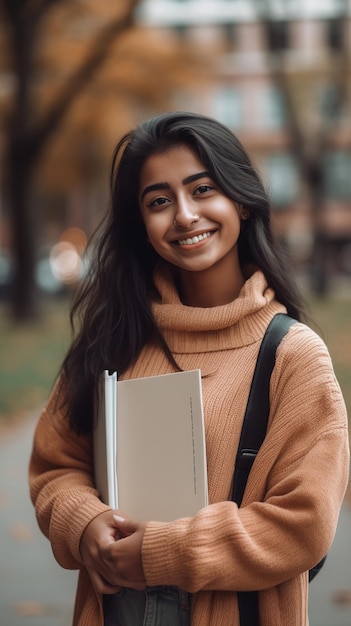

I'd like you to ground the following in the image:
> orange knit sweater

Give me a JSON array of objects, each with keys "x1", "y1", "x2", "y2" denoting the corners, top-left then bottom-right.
[{"x1": 29, "y1": 269, "x2": 349, "y2": 626}]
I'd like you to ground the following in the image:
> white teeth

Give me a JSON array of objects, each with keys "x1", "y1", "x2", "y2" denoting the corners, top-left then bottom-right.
[{"x1": 177, "y1": 231, "x2": 212, "y2": 246}]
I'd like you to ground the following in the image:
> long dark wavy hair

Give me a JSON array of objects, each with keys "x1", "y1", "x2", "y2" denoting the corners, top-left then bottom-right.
[{"x1": 60, "y1": 111, "x2": 306, "y2": 435}]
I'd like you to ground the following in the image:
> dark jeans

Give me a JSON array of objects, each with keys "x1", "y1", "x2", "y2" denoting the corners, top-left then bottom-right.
[{"x1": 103, "y1": 586, "x2": 192, "y2": 626}]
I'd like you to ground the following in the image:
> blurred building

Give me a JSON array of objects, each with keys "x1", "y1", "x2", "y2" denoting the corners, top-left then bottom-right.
[{"x1": 138, "y1": 0, "x2": 351, "y2": 279}]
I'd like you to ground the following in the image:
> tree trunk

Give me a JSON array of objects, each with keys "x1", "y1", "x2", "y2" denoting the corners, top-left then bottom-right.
[
  {"x1": 4, "y1": 6, "x2": 39, "y2": 320},
  {"x1": 7, "y1": 141, "x2": 38, "y2": 320}
]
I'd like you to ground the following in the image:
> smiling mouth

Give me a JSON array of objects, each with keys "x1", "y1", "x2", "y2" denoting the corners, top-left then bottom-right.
[{"x1": 174, "y1": 231, "x2": 214, "y2": 246}]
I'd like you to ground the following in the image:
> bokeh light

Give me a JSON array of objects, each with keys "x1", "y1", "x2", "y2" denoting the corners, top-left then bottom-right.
[{"x1": 49, "y1": 241, "x2": 82, "y2": 284}]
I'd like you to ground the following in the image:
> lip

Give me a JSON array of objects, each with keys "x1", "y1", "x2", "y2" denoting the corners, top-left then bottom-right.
[{"x1": 171, "y1": 229, "x2": 217, "y2": 246}]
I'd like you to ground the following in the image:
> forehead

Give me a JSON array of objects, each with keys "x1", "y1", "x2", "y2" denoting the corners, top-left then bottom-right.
[{"x1": 139, "y1": 145, "x2": 206, "y2": 188}]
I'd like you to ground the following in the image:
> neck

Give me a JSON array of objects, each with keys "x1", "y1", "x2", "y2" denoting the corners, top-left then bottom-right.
[{"x1": 178, "y1": 267, "x2": 245, "y2": 307}]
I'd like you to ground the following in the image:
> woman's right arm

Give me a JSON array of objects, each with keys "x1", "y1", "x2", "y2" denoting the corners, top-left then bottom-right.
[{"x1": 29, "y1": 379, "x2": 112, "y2": 570}]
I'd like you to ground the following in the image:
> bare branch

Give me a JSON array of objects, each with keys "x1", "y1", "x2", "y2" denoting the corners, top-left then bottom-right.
[
  {"x1": 28, "y1": 0, "x2": 70, "y2": 22},
  {"x1": 27, "y1": 0, "x2": 140, "y2": 160}
]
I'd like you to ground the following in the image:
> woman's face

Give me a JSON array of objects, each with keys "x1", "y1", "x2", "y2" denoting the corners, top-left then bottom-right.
[{"x1": 138, "y1": 144, "x2": 248, "y2": 304}]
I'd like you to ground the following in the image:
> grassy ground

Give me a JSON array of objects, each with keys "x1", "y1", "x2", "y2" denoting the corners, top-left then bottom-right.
[
  {"x1": 307, "y1": 295, "x2": 351, "y2": 419},
  {"x1": 0, "y1": 292, "x2": 350, "y2": 423},
  {"x1": 0, "y1": 297, "x2": 71, "y2": 421}
]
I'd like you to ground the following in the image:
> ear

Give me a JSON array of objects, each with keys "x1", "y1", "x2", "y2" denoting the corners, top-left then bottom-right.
[{"x1": 238, "y1": 204, "x2": 250, "y2": 220}]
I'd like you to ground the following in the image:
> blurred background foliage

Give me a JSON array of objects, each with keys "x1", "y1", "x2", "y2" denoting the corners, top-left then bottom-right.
[{"x1": 0, "y1": 0, "x2": 350, "y2": 423}]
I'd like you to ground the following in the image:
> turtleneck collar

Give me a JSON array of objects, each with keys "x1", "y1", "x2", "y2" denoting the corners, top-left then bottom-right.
[{"x1": 151, "y1": 265, "x2": 286, "y2": 353}]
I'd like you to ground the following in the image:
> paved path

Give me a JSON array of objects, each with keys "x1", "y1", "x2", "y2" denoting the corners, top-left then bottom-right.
[
  {"x1": 0, "y1": 414, "x2": 76, "y2": 626},
  {"x1": 0, "y1": 413, "x2": 350, "y2": 626}
]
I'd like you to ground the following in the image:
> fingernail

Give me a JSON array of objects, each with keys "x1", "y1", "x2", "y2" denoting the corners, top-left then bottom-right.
[{"x1": 113, "y1": 515, "x2": 125, "y2": 523}]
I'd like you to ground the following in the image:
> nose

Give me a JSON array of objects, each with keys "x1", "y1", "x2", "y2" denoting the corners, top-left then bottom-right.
[{"x1": 173, "y1": 197, "x2": 199, "y2": 229}]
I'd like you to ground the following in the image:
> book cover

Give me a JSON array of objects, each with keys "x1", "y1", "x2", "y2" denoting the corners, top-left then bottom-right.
[{"x1": 93, "y1": 369, "x2": 208, "y2": 522}]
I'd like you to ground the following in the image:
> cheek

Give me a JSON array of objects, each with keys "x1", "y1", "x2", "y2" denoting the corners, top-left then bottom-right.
[
  {"x1": 144, "y1": 214, "x2": 168, "y2": 240},
  {"x1": 212, "y1": 198, "x2": 239, "y2": 217}
]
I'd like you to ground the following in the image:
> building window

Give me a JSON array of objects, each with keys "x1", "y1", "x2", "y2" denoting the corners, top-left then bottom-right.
[
  {"x1": 222, "y1": 23, "x2": 237, "y2": 47},
  {"x1": 265, "y1": 153, "x2": 299, "y2": 207},
  {"x1": 318, "y1": 83, "x2": 342, "y2": 122},
  {"x1": 326, "y1": 18, "x2": 344, "y2": 52},
  {"x1": 174, "y1": 24, "x2": 188, "y2": 38},
  {"x1": 323, "y1": 151, "x2": 351, "y2": 200},
  {"x1": 266, "y1": 21, "x2": 290, "y2": 51},
  {"x1": 262, "y1": 86, "x2": 287, "y2": 130},
  {"x1": 212, "y1": 86, "x2": 241, "y2": 129}
]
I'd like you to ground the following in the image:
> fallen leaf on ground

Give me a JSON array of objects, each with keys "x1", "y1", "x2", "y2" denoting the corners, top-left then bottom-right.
[
  {"x1": 13, "y1": 601, "x2": 47, "y2": 616},
  {"x1": 10, "y1": 522, "x2": 33, "y2": 542},
  {"x1": 332, "y1": 589, "x2": 351, "y2": 606}
]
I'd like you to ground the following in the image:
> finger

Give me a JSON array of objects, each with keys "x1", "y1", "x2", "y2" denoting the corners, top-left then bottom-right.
[
  {"x1": 88, "y1": 570, "x2": 121, "y2": 595},
  {"x1": 93, "y1": 561, "x2": 146, "y2": 591},
  {"x1": 105, "y1": 575, "x2": 147, "y2": 591},
  {"x1": 112, "y1": 515, "x2": 136, "y2": 536}
]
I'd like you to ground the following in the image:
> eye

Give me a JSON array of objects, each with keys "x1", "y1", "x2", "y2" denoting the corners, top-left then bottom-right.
[
  {"x1": 194, "y1": 183, "x2": 214, "y2": 195},
  {"x1": 147, "y1": 196, "x2": 170, "y2": 209}
]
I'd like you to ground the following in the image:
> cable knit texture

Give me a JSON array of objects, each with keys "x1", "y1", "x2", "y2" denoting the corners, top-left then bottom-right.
[{"x1": 29, "y1": 268, "x2": 349, "y2": 626}]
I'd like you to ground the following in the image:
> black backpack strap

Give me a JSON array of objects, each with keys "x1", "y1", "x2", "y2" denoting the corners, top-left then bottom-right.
[
  {"x1": 309, "y1": 555, "x2": 327, "y2": 582},
  {"x1": 232, "y1": 313, "x2": 297, "y2": 626},
  {"x1": 232, "y1": 313, "x2": 296, "y2": 506}
]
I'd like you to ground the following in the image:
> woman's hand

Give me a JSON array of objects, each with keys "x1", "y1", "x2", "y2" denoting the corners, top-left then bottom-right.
[
  {"x1": 79, "y1": 510, "x2": 147, "y2": 594},
  {"x1": 111, "y1": 515, "x2": 147, "y2": 586}
]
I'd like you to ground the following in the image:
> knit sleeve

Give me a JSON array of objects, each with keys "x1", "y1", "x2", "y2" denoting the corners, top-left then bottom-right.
[
  {"x1": 141, "y1": 324, "x2": 350, "y2": 592},
  {"x1": 29, "y1": 379, "x2": 110, "y2": 569}
]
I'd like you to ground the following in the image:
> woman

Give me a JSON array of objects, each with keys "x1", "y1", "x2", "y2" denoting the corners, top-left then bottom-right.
[{"x1": 29, "y1": 111, "x2": 349, "y2": 626}]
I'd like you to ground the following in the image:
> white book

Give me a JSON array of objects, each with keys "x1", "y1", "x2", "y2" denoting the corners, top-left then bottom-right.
[{"x1": 93, "y1": 369, "x2": 208, "y2": 522}]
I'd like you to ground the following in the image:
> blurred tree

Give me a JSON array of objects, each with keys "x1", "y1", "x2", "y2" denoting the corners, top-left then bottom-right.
[
  {"x1": 0, "y1": 0, "x2": 140, "y2": 320},
  {"x1": 0, "y1": 0, "x2": 205, "y2": 320},
  {"x1": 254, "y1": 0, "x2": 351, "y2": 294}
]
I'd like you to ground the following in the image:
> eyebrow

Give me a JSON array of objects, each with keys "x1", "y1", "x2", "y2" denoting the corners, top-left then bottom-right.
[{"x1": 140, "y1": 171, "x2": 210, "y2": 201}]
